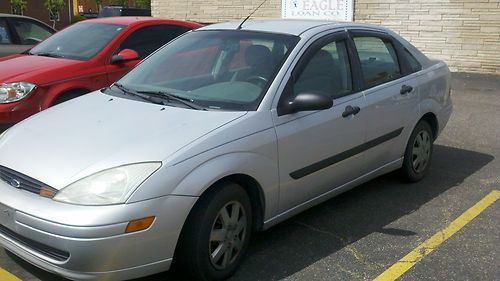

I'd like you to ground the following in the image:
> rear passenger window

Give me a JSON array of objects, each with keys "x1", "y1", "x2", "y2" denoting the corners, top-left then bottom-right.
[
  {"x1": 353, "y1": 36, "x2": 401, "y2": 88},
  {"x1": 405, "y1": 49, "x2": 422, "y2": 73},
  {"x1": 117, "y1": 25, "x2": 190, "y2": 59},
  {"x1": 294, "y1": 40, "x2": 353, "y2": 99}
]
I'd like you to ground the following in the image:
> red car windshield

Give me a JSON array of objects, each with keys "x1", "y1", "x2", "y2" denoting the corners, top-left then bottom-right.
[{"x1": 30, "y1": 22, "x2": 125, "y2": 61}]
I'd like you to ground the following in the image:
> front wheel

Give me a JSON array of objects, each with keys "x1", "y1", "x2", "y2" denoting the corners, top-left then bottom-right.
[
  {"x1": 174, "y1": 182, "x2": 252, "y2": 281},
  {"x1": 401, "y1": 121, "x2": 434, "y2": 182}
]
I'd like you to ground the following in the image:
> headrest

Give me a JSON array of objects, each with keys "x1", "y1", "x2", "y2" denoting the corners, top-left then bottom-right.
[{"x1": 245, "y1": 45, "x2": 272, "y2": 67}]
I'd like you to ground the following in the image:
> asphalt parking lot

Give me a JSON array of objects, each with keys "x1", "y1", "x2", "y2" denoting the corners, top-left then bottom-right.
[{"x1": 1, "y1": 72, "x2": 499, "y2": 281}]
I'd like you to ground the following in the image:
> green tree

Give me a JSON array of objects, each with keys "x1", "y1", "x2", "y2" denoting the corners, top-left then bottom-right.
[
  {"x1": 10, "y1": 0, "x2": 27, "y2": 15},
  {"x1": 109, "y1": 0, "x2": 128, "y2": 6},
  {"x1": 135, "y1": 0, "x2": 151, "y2": 9},
  {"x1": 95, "y1": 0, "x2": 102, "y2": 11},
  {"x1": 44, "y1": 0, "x2": 65, "y2": 28}
]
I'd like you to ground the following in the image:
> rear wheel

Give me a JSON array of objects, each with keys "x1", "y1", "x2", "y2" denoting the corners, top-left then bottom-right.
[
  {"x1": 401, "y1": 121, "x2": 434, "y2": 182},
  {"x1": 174, "y1": 182, "x2": 252, "y2": 281}
]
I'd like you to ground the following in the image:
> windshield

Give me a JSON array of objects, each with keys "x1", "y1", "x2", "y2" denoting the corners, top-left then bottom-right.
[
  {"x1": 115, "y1": 30, "x2": 300, "y2": 111},
  {"x1": 30, "y1": 23, "x2": 125, "y2": 60}
]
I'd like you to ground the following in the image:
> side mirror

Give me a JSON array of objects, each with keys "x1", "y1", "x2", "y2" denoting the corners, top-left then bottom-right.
[
  {"x1": 111, "y1": 49, "x2": 139, "y2": 64},
  {"x1": 278, "y1": 91, "x2": 333, "y2": 116}
]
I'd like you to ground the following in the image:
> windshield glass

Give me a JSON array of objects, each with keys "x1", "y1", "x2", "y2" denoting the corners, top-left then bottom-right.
[
  {"x1": 30, "y1": 23, "x2": 125, "y2": 60},
  {"x1": 116, "y1": 30, "x2": 300, "y2": 111}
]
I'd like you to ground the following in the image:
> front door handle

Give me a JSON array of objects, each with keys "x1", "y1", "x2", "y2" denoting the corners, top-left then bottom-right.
[
  {"x1": 400, "y1": 84, "x2": 413, "y2": 95},
  {"x1": 342, "y1": 105, "x2": 361, "y2": 118}
]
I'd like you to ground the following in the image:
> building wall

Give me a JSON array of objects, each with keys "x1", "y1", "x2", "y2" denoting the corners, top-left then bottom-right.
[
  {"x1": 152, "y1": 0, "x2": 281, "y2": 24},
  {"x1": 355, "y1": 0, "x2": 500, "y2": 74},
  {"x1": 0, "y1": 0, "x2": 72, "y2": 30},
  {"x1": 151, "y1": 0, "x2": 500, "y2": 74},
  {"x1": 75, "y1": 0, "x2": 146, "y2": 15}
]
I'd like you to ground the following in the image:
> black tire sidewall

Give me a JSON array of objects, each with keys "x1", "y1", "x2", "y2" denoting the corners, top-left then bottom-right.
[
  {"x1": 52, "y1": 91, "x2": 86, "y2": 106},
  {"x1": 175, "y1": 182, "x2": 252, "y2": 281},
  {"x1": 402, "y1": 121, "x2": 434, "y2": 182}
]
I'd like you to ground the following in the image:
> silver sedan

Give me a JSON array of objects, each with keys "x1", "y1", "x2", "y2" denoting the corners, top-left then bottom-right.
[{"x1": 0, "y1": 20, "x2": 452, "y2": 280}]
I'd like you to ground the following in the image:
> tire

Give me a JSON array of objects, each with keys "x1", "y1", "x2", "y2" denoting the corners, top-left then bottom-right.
[
  {"x1": 401, "y1": 120, "x2": 434, "y2": 182},
  {"x1": 174, "y1": 182, "x2": 252, "y2": 281},
  {"x1": 52, "y1": 90, "x2": 87, "y2": 106}
]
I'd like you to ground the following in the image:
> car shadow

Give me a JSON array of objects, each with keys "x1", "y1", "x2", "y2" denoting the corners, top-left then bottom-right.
[{"x1": 3, "y1": 144, "x2": 494, "y2": 281}]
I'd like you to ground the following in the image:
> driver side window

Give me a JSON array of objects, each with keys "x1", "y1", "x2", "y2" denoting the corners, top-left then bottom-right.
[
  {"x1": 294, "y1": 40, "x2": 353, "y2": 99},
  {"x1": 117, "y1": 25, "x2": 190, "y2": 59}
]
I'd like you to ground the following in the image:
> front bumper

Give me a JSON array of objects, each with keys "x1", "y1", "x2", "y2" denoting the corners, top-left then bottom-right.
[
  {"x1": 0, "y1": 179, "x2": 197, "y2": 280},
  {"x1": 0, "y1": 89, "x2": 44, "y2": 124}
]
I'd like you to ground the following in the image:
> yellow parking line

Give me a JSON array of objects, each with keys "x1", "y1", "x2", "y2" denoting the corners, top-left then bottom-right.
[
  {"x1": 0, "y1": 268, "x2": 21, "y2": 281},
  {"x1": 374, "y1": 190, "x2": 500, "y2": 281}
]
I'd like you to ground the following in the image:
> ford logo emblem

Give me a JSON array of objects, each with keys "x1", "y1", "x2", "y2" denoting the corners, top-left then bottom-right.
[{"x1": 9, "y1": 178, "x2": 21, "y2": 188}]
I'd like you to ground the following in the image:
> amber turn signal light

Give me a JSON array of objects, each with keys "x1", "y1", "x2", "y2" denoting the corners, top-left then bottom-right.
[
  {"x1": 40, "y1": 186, "x2": 58, "y2": 198},
  {"x1": 125, "y1": 216, "x2": 155, "y2": 233}
]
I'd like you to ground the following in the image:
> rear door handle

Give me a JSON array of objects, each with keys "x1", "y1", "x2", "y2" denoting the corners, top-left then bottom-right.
[
  {"x1": 342, "y1": 105, "x2": 361, "y2": 118},
  {"x1": 400, "y1": 85, "x2": 413, "y2": 95}
]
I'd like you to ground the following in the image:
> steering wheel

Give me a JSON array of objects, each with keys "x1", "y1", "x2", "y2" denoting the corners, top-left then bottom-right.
[
  {"x1": 245, "y1": 75, "x2": 268, "y2": 87},
  {"x1": 23, "y1": 37, "x2": 42, "y2": 45}
]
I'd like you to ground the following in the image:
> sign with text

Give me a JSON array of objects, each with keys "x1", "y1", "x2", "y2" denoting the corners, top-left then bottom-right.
[{"x1": 282, "y1": 0, "x2": 354, "y2": 21}]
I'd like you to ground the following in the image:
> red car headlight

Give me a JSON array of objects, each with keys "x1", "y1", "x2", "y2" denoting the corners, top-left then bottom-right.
[{"x1": 0, "y1": 82, "x2": 37, "y2": 104}]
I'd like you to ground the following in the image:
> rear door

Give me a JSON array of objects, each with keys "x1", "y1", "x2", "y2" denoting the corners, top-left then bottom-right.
[
  {"x1": 349, "y1": 30, "x2": 420, "y2": 173},
  {"x1": 274, "y1": 31, "x2": 368, "y2": 212},
  {"x1": 106, "y1": 24, "x2": 191, "y2": 84}
]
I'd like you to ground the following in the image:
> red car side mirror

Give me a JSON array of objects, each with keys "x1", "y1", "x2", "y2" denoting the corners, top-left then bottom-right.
[{"x1": 111, "y1": 49, "x2": 140, "y2": 64}]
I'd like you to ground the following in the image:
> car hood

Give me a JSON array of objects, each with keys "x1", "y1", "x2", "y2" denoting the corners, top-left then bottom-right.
[
  {"x1": 0, "y1": 54, "x2": 85, "y2": 84},
  {"x1": 0, "y1": 91, "x2": 247, "y2": 189}
]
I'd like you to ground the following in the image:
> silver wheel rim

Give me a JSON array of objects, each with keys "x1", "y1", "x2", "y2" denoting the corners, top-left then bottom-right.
[
  {"x1": 209, "y1": 201, "x2": 247, "y2": 270},
  {"x1": 412, "y1": 130, "x2": 431, "y2": 173}
]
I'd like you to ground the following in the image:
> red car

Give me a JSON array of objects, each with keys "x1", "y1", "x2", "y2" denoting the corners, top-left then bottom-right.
[{"x1": 0, "y1": 17, "x2": 201, "y2": 130}]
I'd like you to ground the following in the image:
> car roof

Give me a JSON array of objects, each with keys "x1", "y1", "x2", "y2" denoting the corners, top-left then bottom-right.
[
  {"x1": 200, "y1": 19, "x2": 389, "y2": 36},
  {"x1": 82, "y1": 16, "x2": 201, "y2": 28},
  {"x1": 0, "y1": 13, "x2": 34, "y2": 19}
]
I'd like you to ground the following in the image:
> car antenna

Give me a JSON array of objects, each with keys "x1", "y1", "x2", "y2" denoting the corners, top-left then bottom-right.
[{"x1": 237, "y1": 0, "x2": 267, "y2": 30}]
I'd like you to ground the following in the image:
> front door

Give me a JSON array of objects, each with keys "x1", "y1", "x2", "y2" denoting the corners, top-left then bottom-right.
[{"x1": 274, "y1": 32, "x2": 367, "y2": 212}]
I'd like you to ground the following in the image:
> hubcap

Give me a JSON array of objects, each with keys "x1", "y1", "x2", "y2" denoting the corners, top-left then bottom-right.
[
  {"x1": 412, "y1": 130, "x2": 431, "y2": 173},
  {"x1": 209, "y1": 201, "x2": 247, "y2": 270}
]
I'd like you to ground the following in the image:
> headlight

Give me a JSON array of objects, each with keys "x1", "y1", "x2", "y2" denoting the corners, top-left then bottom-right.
[
  {"x1": 53, "y1": 162, "x2": 161, "y2": 206},
  {"x1": 0, "y1": 82, "x2": 37, "y2": 104}
]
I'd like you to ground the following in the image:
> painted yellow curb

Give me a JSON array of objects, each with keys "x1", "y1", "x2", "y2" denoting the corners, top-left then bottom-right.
[
  {"x1": 374, "y1": 190, "x2": 500, "y2": 281},
  {"x1": 0, "y1": 268, "x2": 21, "y2": 281}
]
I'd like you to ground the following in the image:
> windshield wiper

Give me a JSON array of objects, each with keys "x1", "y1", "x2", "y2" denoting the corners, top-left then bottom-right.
[
  {"x1": 137, "y1": 90, "x2": 206, "y2": 110},
  {"x1": 112, "y1": 83, "x2": 162, "y2": 105},
  {"x1": 30, "y1": 51, "x2": 63, "y2": 58},
  {"x1": 113, "y1": 84, "x2": 205, "y2": 110}
]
